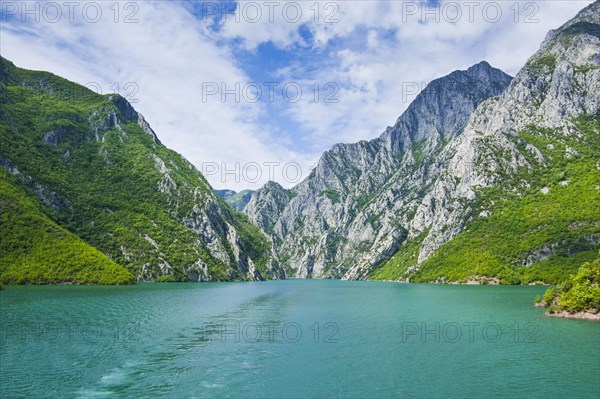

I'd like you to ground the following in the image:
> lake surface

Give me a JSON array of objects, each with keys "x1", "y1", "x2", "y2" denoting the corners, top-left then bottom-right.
[{"x1": 1, "y1": 280, "x2": 599, "y2": 398}]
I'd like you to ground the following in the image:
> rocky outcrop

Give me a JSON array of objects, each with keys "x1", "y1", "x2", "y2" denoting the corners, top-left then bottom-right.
[
  {"x1": 245, "y1": 181, "x2": 292, "y2": 232},
  {"x1": 544, "y1": 310, "x2": 600, "y2": 321}
]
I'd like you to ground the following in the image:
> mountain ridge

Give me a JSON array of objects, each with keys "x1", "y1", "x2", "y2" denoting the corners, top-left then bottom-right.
[
  {"x1": 0, "y1": 56, "x2": 280, "y2": 283},
  {"x1": 1, "y1": 2, "x2": 598, "y2": 285},
  {"x1": 246, "y1": 61, "x2": 513, "y2": 278},
  {"x1": 246, "y1": 1, "x2": 600, "y2": 283}
]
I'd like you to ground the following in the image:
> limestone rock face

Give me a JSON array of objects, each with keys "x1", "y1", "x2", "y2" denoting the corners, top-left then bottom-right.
[
  {"x1": 245, "y1": 181, "x2": 291, "y2": 232},
  {"x1": 411, "y1": 1, "x2": 600, "y2": 272},
  {"x1": 246, "y1": 61, "x2": 512, "y2": 278},
  {"x1": 245, "y1": 1, "x2": 600, "y2": 280}
]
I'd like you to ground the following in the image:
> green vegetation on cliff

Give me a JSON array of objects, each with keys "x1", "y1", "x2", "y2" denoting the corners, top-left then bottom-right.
[
  {"x1": 0, "y1": 57, "x2": 271, "y2": 284},
  {"x1": 369, "y1": 231, "x2": 425, "y2": 281},
  {"x1": 371, "y1": 114, "x2": 600, "y2": 284}
]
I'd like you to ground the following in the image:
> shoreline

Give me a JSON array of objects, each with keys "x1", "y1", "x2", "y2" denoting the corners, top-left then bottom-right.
[
  {"x1": 0, "y1": 278, "x2": 555, "y2": 287},
  {"x1": 544, "y1": 310, "x2": 600, "y2": 321}
]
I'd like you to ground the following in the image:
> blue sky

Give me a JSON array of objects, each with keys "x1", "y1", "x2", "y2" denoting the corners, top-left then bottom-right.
[{"x1": 0, "y1": 0, "x2": 593, "y2": 190}]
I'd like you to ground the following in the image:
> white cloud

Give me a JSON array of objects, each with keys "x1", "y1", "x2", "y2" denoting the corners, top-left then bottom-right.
[
  {"x1": 0, "y1": 0, "x2": 593, "y2": 191},
  {"x1": 1, "y1": 0, "x2": 305, "y2": 190},
  {"x1": 259, "y1": 0, "x2": 594, "y2": 151}
]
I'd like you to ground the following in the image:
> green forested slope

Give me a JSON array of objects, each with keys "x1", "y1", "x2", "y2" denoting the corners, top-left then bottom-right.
[
  {"x1": 0, "y1": 57, "x2": 272, "y2": 283},
  {"x1": 0, "y1": 169, "x2": 134, "y2": 284}
]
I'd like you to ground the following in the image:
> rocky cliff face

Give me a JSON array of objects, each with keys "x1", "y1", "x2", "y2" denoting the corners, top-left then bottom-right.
[
  {"x1": 246, "y1": 62, "x2": 512, "y2": 278},
  {"x1": 246, "y1": 1, "x2": 600, "y2": 281},
  {"x1": 403, "y1": 0, "x2": 600, "y2": 279},
  {"x1": 0, "y1": 57, "x2": 277, "y2": 282}
]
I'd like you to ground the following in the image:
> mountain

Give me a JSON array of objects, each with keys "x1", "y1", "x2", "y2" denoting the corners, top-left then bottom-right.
[
  {"x1": 397, "y1": 1, "x2": 600, "y2": 284},
  {"x1": 0, "y1": 57, "x2": 280, "y2": 283},
  {"x1": 246, "y1": 61, "x2": 513, "y2": 278},
  {"x1": 246, "y1": 1, "x2": 600, "y2": 283},
  {"x1": 215, "y1": 189, "x2": 255, "y2": 211}
]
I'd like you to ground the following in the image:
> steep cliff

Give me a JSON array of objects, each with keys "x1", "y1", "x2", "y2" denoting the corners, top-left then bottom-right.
[{"x1": 246, "y1": 1, "x2": 600, "y2": 283}]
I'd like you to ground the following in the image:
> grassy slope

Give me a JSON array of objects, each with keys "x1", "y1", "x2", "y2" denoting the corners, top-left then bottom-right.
[
  {"x1": 0, "y1": 57, "x2": 271, "y2": 283},
  {"x1": 0, "y1": 170, "x2": 134, "y2": 284},
  {"x1": 371, "y1": 115, "x2": 600, "y2": 284}
]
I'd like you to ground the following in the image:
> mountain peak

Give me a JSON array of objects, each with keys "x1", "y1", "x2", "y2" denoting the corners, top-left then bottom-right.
[
  {"x1": 541, "y1": 0, "x2": 599, "y2": 46},
  {"x1": 465, "y1": 60, "x2": 494, "y2": 76},
  {"x1": 445, "y1": 60, "x2": 510, "y2": 83},
  {"x1": 379, "y1": 60, "x2": 511, "y2": 151},
  {"x1": 247, "y1": 59, "x2": 513, "y2": 278},
  {"x1": 471, "y1": 60, "x2": 492, "y2": 69},
  {"x1": 263, "y1": 180, "x2": 285, "y2": 191}
]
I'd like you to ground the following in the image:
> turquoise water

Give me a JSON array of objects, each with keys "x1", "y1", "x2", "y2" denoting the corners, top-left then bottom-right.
[{"x1": 1, "y1": 280, "x2": 599, "y2": 398}]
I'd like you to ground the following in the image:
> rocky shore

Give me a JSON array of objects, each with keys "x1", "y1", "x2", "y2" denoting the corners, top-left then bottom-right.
[
  {"x1": 544, "y1": 310, "x2": 600, "y2": 321},
  {"x1": 535, "y1": 301, "x2": 600, "y2": 321}
]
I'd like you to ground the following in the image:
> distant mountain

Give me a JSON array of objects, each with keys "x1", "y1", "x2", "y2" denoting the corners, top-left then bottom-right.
[
  {"x1": 0, "y1": 57, "x2": 280, "y2": 283},
  {"x1": 215, "y1": 189, "x2": 255, "y2": 211},
  {"x1": 246, "y1": 1, "x2": 600, "y2": 283}
]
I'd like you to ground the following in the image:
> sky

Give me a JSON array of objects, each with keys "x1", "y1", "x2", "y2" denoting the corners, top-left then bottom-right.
[{"x1": 0, "y1": 0, "x2": 593, "y2": 190}]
